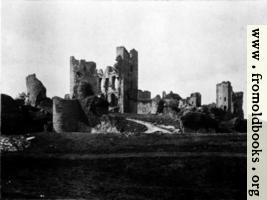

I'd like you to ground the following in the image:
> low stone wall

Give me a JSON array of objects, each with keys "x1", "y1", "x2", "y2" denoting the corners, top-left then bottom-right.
[
  {"x1": 151, "y1": 101, "x2": 159, "y2": 114},
  {"x1": 137, "y1": 101, "x2": 152, "y2": 114},
  {"x1": 53, "y1": 97, "x2": 88, "y2": 133}
]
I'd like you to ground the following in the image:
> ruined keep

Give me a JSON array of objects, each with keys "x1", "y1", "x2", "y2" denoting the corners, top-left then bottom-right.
[
  {"x1": 69, "y1": 46, "x2": 138, "y2": 113},
  {"x1": 216, "y1": 81, "x2": 243, "y2": 118},
  {"x1": 114, "y1": 47, "x2": 138, "y2": 113},
  {"x1": 216, "y1": 81, "x2": 232, "y2": 112}
]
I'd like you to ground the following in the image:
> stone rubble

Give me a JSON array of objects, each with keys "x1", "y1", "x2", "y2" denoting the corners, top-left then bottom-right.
[{"x1": 0, "y1": 135, "x2": 35, "y2": 152}]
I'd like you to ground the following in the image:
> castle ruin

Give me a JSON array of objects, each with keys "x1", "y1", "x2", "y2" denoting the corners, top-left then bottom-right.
[
  {"x1": 186, "y1": 92, "x2": 201, "y2": 107},
  {"x1": 52, "y1": 46, "x2": 245, "y2": 133},
  {"x1": 70, "y1": 46, "x2": 138, "y2": 113},
  {"x1": 137, "y1": 90, "x2": 153, "y2": 114},
  {"x1": 216, "y1": 81, "x2": 244, "y2": 118}
]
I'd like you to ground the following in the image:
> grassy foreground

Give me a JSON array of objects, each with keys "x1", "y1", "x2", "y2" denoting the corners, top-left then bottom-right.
[
  {"x1": 2, "y1": 131, "x2": 246, "y2": 156},
  {"x1": 2, "y1": 132, "x2": 246, "y2": 200}
]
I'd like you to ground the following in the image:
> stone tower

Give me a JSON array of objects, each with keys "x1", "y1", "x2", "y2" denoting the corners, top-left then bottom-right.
[
  {"x1": 115, "y1": 46, "x2": 138, "y2": 113},
  {"x1": 216, "y1": 81, "x2": 244, "y2": 118},
  {"x1": 70, "y1": 56, "x2": 99, "y2": 99},
  {"x1": 216, "y1": 81, "x2": 233, "y2": 112}
]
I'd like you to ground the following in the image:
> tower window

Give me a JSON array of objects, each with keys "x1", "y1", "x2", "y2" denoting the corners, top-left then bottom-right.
[
  {"x1": 112, "y1": 76, "x2": 116, "y2": 89},
  {"x1": 99, "y1": 78, "x2": 102, "y2": 91},
  {"x1": 224, "y1": 97, "x2": 226, "y2": 101},
  {"x1": 105, "y1": 78, "x2": 109, "y2": 90},
  {"x1": 76, "y1": 71, "x2": 82, "y2": 78}
]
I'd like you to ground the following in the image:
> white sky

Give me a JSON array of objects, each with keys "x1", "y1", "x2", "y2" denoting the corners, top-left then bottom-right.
[{"x1": 1, "y1": 0, "x2": 267, "y2": 114}]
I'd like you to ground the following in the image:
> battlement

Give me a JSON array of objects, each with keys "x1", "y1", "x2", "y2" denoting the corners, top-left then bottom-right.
[
  {"x1": 116, "y1": 47, "x2": 138, "y2": 62},
  {"x1": 70, "y1": 56, "x2": 96, "y2": 74},
  {"x1": 138, "y1": 90, "x2": 151, "y2": 101},
  {"x1": 216, "y1": 81, "x2": 232, "y2": 88},
  {"x1": 233, "y1": 91, "x2": 243, "y2": 97},
  {"x1": 116, "y1": 46, "x2": 130, "y2": 60}
]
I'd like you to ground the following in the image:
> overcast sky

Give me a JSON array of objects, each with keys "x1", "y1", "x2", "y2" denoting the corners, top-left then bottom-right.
[{"x1": 1, "y1": 1, "x2": 267, "y2": 113}]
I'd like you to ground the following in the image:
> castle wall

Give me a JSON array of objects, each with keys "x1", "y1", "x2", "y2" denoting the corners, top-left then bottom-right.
[
  {"x1": 137, "y1": 101, "x2": 152, "y2": 114},
  {"x1": 187, "y1": 92, "x2": 201, "y2": 107},
  {"x1": 52, "y1": 97, "x2": 88, "y2": 133},
  {"x1": 138, "y1": 90, "x2": 151, "y2": 101},
  {"x1": 232, "y1": 92, "x2": 244, "y2": 118},
  {"x1": 151, "y1": 101, "x2": 159, "y2": 114},
  {"x1": 137, "y1": 94, "x2": 161, "y2": 115},
  {"x1": 137, "y1": 90, "x2": 152, "y2": 114},
  {"x1": 102, "y1": 66, "x2": 120, "y2": 110}
]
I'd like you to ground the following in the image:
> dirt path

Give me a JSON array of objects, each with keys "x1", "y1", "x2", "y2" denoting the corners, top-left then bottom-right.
[{"x1": 126, "y1": 118, "x2": 175, "y2": 133}]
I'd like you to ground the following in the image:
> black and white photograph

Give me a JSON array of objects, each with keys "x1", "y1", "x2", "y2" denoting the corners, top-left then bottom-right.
[{"x1": 1, "y1": 0, "x2": 267, "y2": 199}]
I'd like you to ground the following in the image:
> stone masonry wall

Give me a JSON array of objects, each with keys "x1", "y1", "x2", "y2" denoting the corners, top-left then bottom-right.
[
  {"x1": 53, "y1": 97, "x2": 88, "y2": 133},
  {"x1": 137, "y1": 101, "x2": 152, "y2": 114},
  {"x1": 232, "y1": 91, "x2": 244, "y2": 119},
  {"x1": 26, "y1": 74, "x2": 47, "y2": 107},
  {"x1": 70, "y1": 56, "x2": 99, "y2": 99},
  {"x1": 187, "y1": 92, "x2": 201, "y2": 107},
  {"x1": 216, "y1": 81, "x2": 232, "y2": 112}
]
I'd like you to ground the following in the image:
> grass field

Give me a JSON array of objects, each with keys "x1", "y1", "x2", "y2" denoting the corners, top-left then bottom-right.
[
  {"x1": 3, "y1": 131, "x2": 246, "y2": 155},
  {"x1": 1, "y1": 132, "x2": 246, "y2": 200}
]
